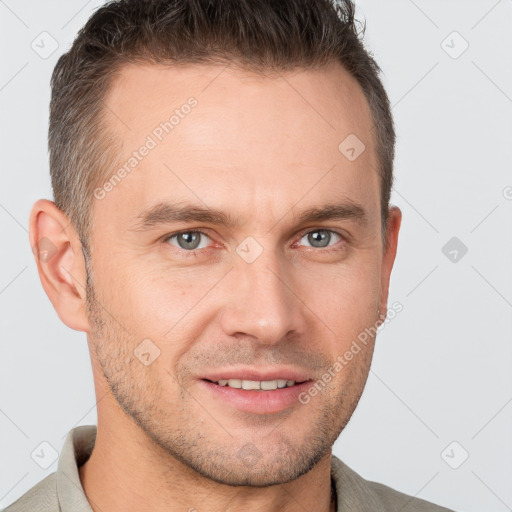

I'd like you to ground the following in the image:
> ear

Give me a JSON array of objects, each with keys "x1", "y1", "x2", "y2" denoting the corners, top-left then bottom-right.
[
  {"x1": 378, "y1": 205, "x2": 402, "y2": 318},
  {"x1": 29, "y1": 199, "x2": 91, "y2": 332}
]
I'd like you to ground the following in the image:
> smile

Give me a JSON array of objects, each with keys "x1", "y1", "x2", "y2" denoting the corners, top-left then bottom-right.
[{"x1": 208, "y1": 378, "x2": 306, "y2": 390}]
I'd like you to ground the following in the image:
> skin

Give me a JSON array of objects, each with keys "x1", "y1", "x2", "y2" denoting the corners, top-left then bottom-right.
[{"x1": 30, "y1": 61, "x2": 401, "y2": 512}]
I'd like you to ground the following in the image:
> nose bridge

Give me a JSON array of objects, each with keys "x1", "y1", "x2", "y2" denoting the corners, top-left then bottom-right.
[{"x1": 219, "y1": 242, "x2": 304, "y2": 344}]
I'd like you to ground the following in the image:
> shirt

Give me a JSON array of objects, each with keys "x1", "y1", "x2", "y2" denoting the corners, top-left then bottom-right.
[{"x1": 3, "y1": 425, "x2": 456, "y2": 511}]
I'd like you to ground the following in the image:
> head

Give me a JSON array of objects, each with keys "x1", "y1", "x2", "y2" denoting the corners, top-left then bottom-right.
[{"x1": 31, "y1": 0, "x2": 401, "y2": 488}]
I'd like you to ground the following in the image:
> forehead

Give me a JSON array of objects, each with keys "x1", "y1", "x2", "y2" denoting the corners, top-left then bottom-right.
[
  {"x1": 95, "y1": 61, "x2": 380, "y2": 232},
  {"x1": 107, "y1": 61, "x2": 374, "y2": 148}
]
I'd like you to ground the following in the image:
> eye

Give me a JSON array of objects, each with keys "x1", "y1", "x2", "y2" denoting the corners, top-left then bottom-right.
[
  {"x1": 297, "y1": 229, "x2": 343, "y2": 249},
  {"x1": 162, "y1": 228, "x2": 344, "y2": 258},
  {"x1": 164, "y1": 230, "x2": 212, "y2": 252}
]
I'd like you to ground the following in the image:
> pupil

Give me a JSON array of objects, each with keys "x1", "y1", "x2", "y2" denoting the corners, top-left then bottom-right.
[
  {"x1": 179, "y1": 232, "x2": 200, "y2": 250},
  {"x1": 309, "y1": 230, "x2": 330, "y2": 248}
]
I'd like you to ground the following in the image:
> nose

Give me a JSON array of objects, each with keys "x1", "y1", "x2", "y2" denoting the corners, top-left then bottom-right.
[{"x1": 218, "y1": 248, "x2": 307, "y2": 346}]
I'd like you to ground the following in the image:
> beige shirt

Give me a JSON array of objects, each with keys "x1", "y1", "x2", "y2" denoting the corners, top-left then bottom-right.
[{"x1": 3, "y1": 425, "x2": 456, "y2": 511}]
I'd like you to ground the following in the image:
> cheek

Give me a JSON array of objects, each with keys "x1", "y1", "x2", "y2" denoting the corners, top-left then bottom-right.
[
  {"x1": 105, "y1": 262, "x2": 225, "y2": 341},
  {"x1": 96, "y1": 241, "x2": 381, "y2": 345},
  {"x1": 302, "y1": 259, "x2": 381, "y2": 346}
]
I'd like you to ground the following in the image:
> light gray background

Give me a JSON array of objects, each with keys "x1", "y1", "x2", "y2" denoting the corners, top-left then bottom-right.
[{"x1": 1, "y1": 1, "x2": 511, "y2": 511}]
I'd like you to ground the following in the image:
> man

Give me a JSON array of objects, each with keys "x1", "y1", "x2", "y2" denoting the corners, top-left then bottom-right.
[{"x1": 5, "y1": 0, "x2": 456, "y2": 511}]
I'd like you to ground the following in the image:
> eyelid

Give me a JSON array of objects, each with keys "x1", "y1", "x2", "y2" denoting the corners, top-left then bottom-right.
[{"x1": 295, "y1": 226, "x2": 345, "y2": 239}]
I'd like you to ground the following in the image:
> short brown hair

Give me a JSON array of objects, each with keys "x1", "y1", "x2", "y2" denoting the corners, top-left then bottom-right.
[{"x1": 49, "y1": 0, "x2": 395, "y2": 256}]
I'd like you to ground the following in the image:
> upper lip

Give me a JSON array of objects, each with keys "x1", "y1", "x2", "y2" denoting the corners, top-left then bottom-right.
[{"x1": 200, "y1": 367, "x2": 313, "y2": 383}]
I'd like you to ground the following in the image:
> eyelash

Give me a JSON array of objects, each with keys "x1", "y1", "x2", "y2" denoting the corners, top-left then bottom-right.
[{"x1": 162, "y1": 228, "x2": 346, "y2": 258}]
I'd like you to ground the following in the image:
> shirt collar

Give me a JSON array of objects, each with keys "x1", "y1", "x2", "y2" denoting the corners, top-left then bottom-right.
[
  {"x1": 55, "y1": 424, "x2": 375, "y2": 512},
  {"x1": 56, "y1": 425, "x2": 95, "y2": 512}
]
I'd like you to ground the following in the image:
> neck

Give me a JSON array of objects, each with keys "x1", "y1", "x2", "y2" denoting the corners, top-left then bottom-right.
[{"x1": 78, "y1": 412, "x2": 336, "y2": 512}]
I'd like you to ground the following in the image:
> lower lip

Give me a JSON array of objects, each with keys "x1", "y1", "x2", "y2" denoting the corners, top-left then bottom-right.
[{"x1": 198, "y1": 379, "x2": 313, "y2": 414}]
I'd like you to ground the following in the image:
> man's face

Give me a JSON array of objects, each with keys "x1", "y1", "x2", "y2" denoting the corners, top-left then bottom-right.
[{"x1": 85, "y1": 61, "x2": 398, "y2": 486}]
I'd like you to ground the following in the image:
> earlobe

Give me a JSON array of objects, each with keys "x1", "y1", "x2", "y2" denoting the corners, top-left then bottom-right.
[{"x1": 29, "y1": 199, "x2": 91, "y2": 332}]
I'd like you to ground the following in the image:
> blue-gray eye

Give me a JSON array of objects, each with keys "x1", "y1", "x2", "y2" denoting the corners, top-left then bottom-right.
[
  {"x1": 300, "y1": 230, "x2": 341, "y2": 248},
  {"x1": 167, "y1": 231, "x2": 211, "y2": 251}
]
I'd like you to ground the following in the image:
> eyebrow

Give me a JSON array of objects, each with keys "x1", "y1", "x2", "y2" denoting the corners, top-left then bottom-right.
[{"x1": 128, "y1": 200, "x2": 368, "y2": 232}]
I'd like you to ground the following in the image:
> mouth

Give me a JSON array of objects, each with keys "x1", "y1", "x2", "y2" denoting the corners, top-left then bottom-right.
[
  {"x1": 198, "y1": 377, "x2": 315, "y2": 414},
  {"x1": 202, "y1": 378, "x2": 311, "y2": 390}
]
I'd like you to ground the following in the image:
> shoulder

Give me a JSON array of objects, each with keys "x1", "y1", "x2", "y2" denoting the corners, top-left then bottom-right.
[
  {"x1": 331, "y1": 454, "x2": 457, "y2": 512},
  {"x1": 1, "y1": 473, "x2": 59, "y2": 512},
  {"x1": 367, "y1": 480, "x2": 456, "y2": 511}
]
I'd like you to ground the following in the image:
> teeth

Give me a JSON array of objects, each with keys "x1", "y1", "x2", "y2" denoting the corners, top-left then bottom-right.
[
  {"x1": 260, "y1": 380, "x2": 278, "y2": 390},
  {"x1": 215, "y1": 379, "x2": 297, "y2": 390}
]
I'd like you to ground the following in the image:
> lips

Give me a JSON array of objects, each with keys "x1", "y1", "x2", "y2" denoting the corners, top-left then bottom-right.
[
  {"x1": 198, "y1": 378, "x2": 314, "y2": 414},
  {"x1": 196, "y1": 367, "x2": 314, "y2": 413}
]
